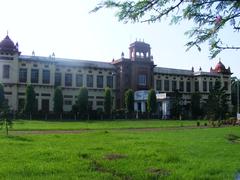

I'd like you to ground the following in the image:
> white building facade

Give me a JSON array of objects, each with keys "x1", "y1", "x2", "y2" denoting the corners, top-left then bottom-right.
[{"x1": 0, "y1": 35, "x2": 232, "y2": 115}]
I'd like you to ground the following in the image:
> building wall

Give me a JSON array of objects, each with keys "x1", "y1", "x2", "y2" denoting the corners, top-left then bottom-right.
[
  {"x1": 0, "y1": 55, "x2": 116, "y2": 112},
  {"x1": 0, "y1": 37, "x2": 232, "y2": 114}
]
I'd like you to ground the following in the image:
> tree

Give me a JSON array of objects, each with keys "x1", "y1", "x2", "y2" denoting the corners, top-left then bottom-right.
[
  {"x1": 53, "y1": 87, "x2": 63, "y2": 119},
  {"x1": 92, "y1": 0, "x2": 240, "y2": 58},
  {"x1": 190, "y1": 92, "x2": 202, "y2": 119},
  {"x1": 24, "y1": 84, "x2": 37, "y2": 119},
  {"x1": 124, "y1": 89, "x2": 134, "y2": 114},
  {"x1": 0, "y1": 103, "x2": 13, "y2": 136},
  {"x1": 0, "y1": 84, "x2": 12, "y2": 135},
  {"x1": 170, "y1": 90, "x2": 183, "y2": 119},
  {"x1": 104, "y1": 87, "x2": 112, "y2": 118},
  {"x1": 206, "y1": 80, "x2": 229, "y2": 120},
  {"x1": 76, "y1": 87, "x2": 88, "y2": 118},
  {"x1": 147, "y1": 89, "x2": 157, "y2": 116},
  {"x1": 0, "y1": 83, "x2": 5, "y2": 109}
]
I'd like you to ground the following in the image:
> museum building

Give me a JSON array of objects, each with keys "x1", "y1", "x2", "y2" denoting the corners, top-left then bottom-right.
[{"x1": 0, "y1": 35, "x2": 232, "y2": 117}]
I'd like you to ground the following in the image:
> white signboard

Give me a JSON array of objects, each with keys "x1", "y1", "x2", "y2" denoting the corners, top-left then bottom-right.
[
  {"x1": 237, "y1": 113, "x2": 240, "y2": 120},
  {"x1": 156, "y1": 93, "x2": 167, "y2": 100}
]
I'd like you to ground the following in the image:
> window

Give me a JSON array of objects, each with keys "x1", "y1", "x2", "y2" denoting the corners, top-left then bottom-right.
[
  {"x1": 203, "y1": 81, "x2": 207, "y2": 92},
  {"x1": 97, "y1": 101, "x2": 103, "y2": 106},
  {"x1": 64, "y1": 100, "x2": 72, "y2": 105},
  {"x1": 31, "y1": 69, "x2": 39, "y2": 83},
  {"x1": 179, "y1": 81, "x2": 184, "y2": 92},
  {"x1": 107, "y1": 76, "x2": 113, "y2": 88},
  {"x1": 42, "y1": 69, "x2": 50, "y2": 84},
  {"x1": 18, "y1": 98, "x2": 25, "y2": 111},
  {"x1": 195, "y1": 81, "x2": 199, "y2": 92},
  {"x1": 224, "y1": 81, "x2": 228, "y2": 90},
  {"x1": 186, "y1": 81, "x2": 191, "y2": 92},
  {"x1": 138, "y1": 74, "x2": 146, "y2": 86},
  {"x1": 41, "y1": 99, "x2": 49, "y2": 112},
  {"x1": 55, "y1": 73, "x2": 61, "y2": 86},
  {"x1": 87, "y1": 75, "x2": 93, "y2": 87},
  {"x1": 156, "y1": 80, "x2": 162, "y2": 91},
  {"x1": 97, "y1": 75, "x2": 103, "y2": 88},
  {"x1": 172, "y1": 81, "x2": 177, "y2": 91},
  {"x1": 65, "y1": 73, "x2": 72, "y2": 86},
  {"x1": 164, "y1": 80, "x2": 169, "y2": 91},
  {"x1": 209, "y1": 81, "x2": 213, "y2": 91},
  {"x1": 76, "y1": 74, "x2": 83, "y2": 87},
  {"x1": 19, "y1": 68, "x2": 27, "y2": 83},
  {"x1": 3, "y1": 65, "x2": 10, "y2": 79}
]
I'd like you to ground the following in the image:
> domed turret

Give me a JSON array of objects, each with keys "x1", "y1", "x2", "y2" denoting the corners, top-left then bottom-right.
[
  {"x1": 211, "y1": 60, "x2": 231, "y2": 74},
  {"x1": 0, "y1": 35, "x2": 19, "y2": 54}
]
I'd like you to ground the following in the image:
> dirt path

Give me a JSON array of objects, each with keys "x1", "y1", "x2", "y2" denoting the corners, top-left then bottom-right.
[{"x1": 9, "y1": 125, "x2": 214, "y2": 135}]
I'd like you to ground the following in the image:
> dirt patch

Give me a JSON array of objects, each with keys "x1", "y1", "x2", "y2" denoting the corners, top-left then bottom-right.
[
  {"x1": 104, "y1": 153, "x2": 127, "y2": 160},
  {"x1": 9, "y1": 125, "x2": 228, "y2": 135},
  {"x1": 147, "y1": 167, "x2": 170, "y2": 177},
  {"x1": 90, "y1": 160, "x2": 132, "y2": 179},
  {"x1": 226, "y1": 134, "x2": 240, "y2": 143},
  {"x1": 10, "y1": 129, "x2": 93, "y2": 135}
]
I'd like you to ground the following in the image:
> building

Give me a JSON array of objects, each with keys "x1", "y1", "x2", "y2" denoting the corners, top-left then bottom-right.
[{"x1": 0, "y1": 35, "x2": 232, "y2": 117}]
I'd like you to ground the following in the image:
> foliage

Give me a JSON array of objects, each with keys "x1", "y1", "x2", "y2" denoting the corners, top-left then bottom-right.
[
  {"x1": 104, "y1": 87, "x2": 112, "y2": 116},
  {"x1": 24, "y1": 84, "x2": 37, "y2": 115},
  {"x1": 190, "y1": 92, "x2": 202, "y2": 119},
  {"x1": 124, "y1": 89, "x2": 134, "y2": 114},
  {"x1": 170, "y1": 90, "x2": 183, "y2": 119},
  {"x1": 206, "y1": 80, "x2": 229, "y2": 120},
  {"x1": 0, "y1": 103, "x2": 13, "y2": 136},
  {"x1": 53, "y1": 87, "x2": 63, "y2": 114},
  {"x1": 92, "y1": 0, "x2": 240, "y2": 58},
  {"x1": 0, "y1": 83, "x2": 4, "y2": 109},
  {"x1": 76, "y1": 87, "x2": 88, "y2": 117},
  {"x1": 147, "y1": 89, "x2": 157, "y2": 114}
]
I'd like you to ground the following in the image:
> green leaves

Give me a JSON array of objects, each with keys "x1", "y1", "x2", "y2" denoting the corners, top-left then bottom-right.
[
  {"x1": 104, "y1": 87, "x2": 112, "y2": 116},
  {"x1": 147, "y1": 89, "x2": 157, "y2": 114},
  {"x1": 125, "y1": 89, "x2": 134, "y2": 113},
  {"x1": 93, "y1": 0, "x2": 240, "y2": 58},
  {"x1": 53, "y1": 87, "x2": 63, "y2": 114}
]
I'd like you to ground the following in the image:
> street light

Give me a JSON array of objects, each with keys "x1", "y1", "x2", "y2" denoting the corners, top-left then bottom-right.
[
  {"x1": 237, "y1": 78, "x2": 240, "y2": 120},
  {"x1": 238, "y1": 79, "x2": 239, "y2": 112}
]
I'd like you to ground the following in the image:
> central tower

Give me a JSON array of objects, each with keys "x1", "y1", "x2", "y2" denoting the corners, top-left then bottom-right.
[{"x1": 112, "y1": 41, "x2": 155, "y2": 108}]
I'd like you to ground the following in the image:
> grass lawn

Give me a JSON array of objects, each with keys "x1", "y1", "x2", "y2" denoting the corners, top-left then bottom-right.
[
  {"x1": 0, "y1": 120, "x2": 240, "y2": 179},
  {"x1": 12, "y1": 119, "x2": 205, "y2": 131}
]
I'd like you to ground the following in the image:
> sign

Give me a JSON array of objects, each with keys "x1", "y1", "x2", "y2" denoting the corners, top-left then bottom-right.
[
  {"x1": 134, "y1": 90, "x2": 148, "y2": 101},
  {"x1": 237, "y1": 113, "x2": 240, "y2": 120},
  {"x1": 156, "y1": 93, "x2": 167, "y2": 100}
]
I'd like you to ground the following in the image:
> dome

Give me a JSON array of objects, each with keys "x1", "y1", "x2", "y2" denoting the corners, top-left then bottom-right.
[
  {"x1": 0, "y1": 35, "x2": 19, "y2": 53},
  {"x1": 212, "y1": 60, "x2": 231, "y2": 74},
  {"x1": 214, "y1": 61, "x2": 225, "y2": 72}
]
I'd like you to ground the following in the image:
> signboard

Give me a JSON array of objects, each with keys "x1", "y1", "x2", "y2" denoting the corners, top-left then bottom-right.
[
  {"x1": 237, "y1": 113, "x2": 240, "y2": 120},
  {"x1": 134, "y1": 90, "x2": 148, "y2": 101},
  {"x1": 156, "y1": 93, "x2": 167, "y2": 100},
  {"x1": 134, "y1": 91, "x2": 167, "y2": 101}
]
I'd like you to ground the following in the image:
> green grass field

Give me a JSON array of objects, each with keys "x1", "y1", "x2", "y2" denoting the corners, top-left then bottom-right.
[
  {"x1": 0, "y1": 120, "x2": 240, "y2": 179},
  {"x1": 12, "y1": 119, "x2": 203, "y2": 131}
]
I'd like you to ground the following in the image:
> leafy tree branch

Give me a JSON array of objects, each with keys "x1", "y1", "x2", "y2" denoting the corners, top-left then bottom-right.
[{"x1": 92, "y1": 0, "x2": 240, "y2": 58}]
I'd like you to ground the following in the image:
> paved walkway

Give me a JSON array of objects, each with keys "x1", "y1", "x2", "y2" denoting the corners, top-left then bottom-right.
[{"x1": 9, "y1": 125, "x2": 214, "y2": 135}]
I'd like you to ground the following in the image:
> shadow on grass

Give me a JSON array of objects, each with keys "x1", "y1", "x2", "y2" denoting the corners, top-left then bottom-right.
[{"x1": 6, "y1": 135, "x2": 33, "y2": 142}]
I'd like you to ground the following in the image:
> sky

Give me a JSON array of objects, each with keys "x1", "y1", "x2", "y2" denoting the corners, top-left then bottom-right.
[{"x1": 0, "y1": 0, "x2": 239, "y2": 78}]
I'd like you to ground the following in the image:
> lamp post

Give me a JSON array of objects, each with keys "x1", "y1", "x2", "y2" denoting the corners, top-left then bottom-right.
[
  {"x1": 237, "y1": 78, "x2": 239, "y2": 113},
  {"x1": 237, "y1": 78, "x2": 240, "y2": 120}
]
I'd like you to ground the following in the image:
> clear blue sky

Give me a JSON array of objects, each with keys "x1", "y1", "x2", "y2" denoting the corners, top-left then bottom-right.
[{"x1": 1, "y1": 0, "x2": 239, "y2": 78}]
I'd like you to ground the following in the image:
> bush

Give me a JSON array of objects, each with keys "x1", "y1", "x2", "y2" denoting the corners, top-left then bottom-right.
[{"x1": 197, "y1": 121, "x2": 200, "y2": 126}]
